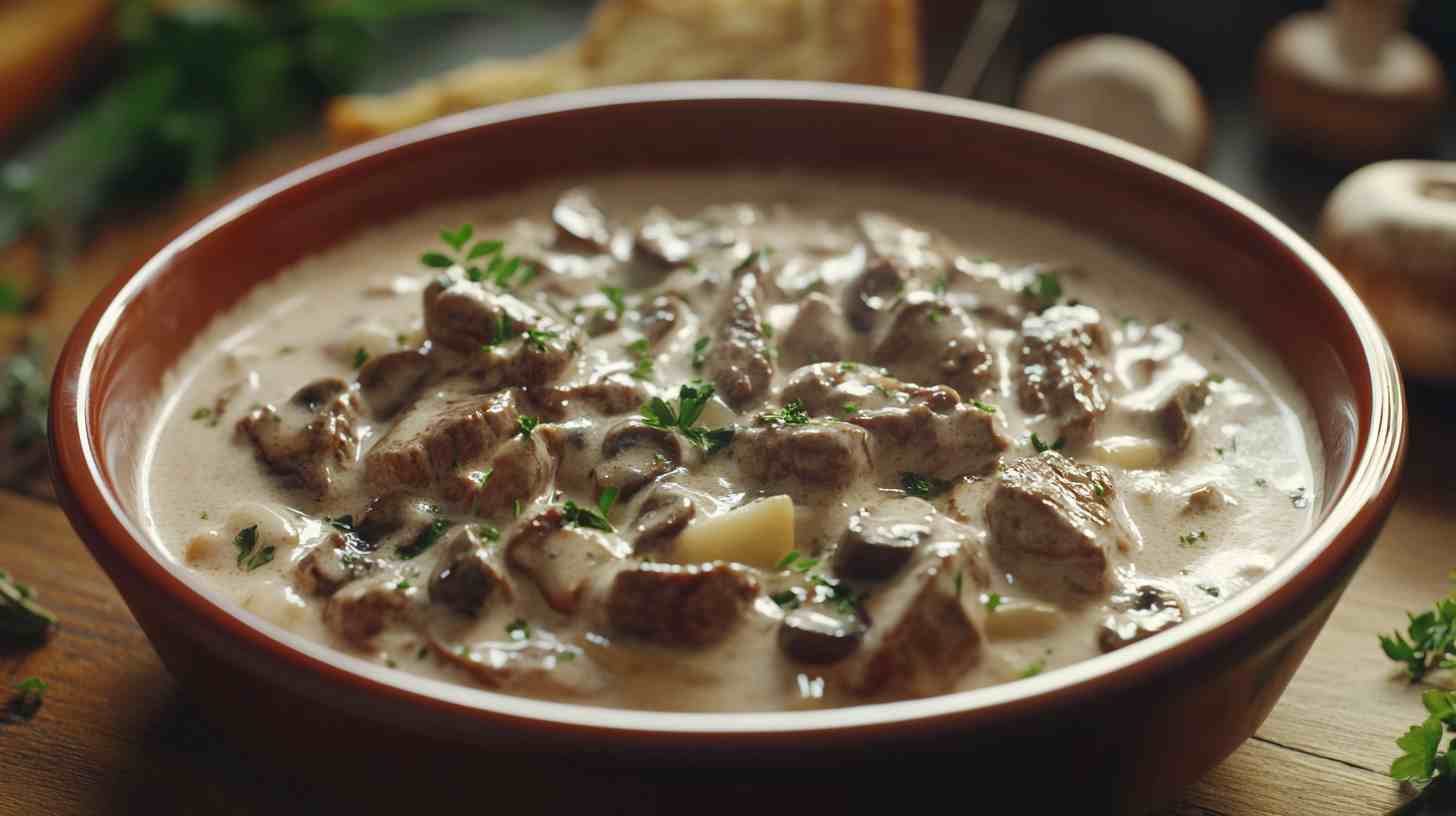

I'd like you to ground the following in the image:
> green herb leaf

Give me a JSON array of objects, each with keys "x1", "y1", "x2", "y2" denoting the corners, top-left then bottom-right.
[
  {"x1": 626, "y1": 338, "x2": 654, "y2": 381},
  {"x1": 983, "y1": 593, "x2": 1003, "y2": 612},
  {"x1": 732, "y1": 250, "x2": 761, "y2": 274},
  {"x1": 776, "y1": 550, "x2": 819, "y2": 573},
  {"x1": 420, "y1": 251, "x2": 454, "y2": 268},
  {"x1": 561, "y1": 499, "x2": 613, "y2": 532},
  {"x1": 1022, "y1": 270, "x2": 1062, "y2": 307},
  {"x1": 0, "y1": 569, "x2": 57, "y2": 640},
  {"x1": 398, "y1": 519, "x2": 451, "y2": 560},
  {"x1": 900, "y1": 472, "x2": 951, "y2": 499},
  {"x1": 8, "y1": 676, "x2": 47, "y2": 721},
  {"x1": 523, "y1": 329, "x2": 558, "y2": 353},
  {"x1": 640, "y1": 381, "x2": 734, "y2": 455},
  {"x1": 517, "y1": 415, "x2": 540, "y2": 439},
  {"x1": 757, "y1": 399, "x2": 811, "y2": 427},
  {"x1": 352, "y1": 348, "x2": 369, "y2": 369},
  {"x1": 691, "y1": 337, "x2": 709, "y2": 370},
  {"x1": 1030, "y1": 432, "x2": 1065, "y2": 453},
  {"x1": 506, "y1": 618, "x2": 530, "y2": 641},
  {"x1": 1393, "y1": 717, "x2": 1444, "y2": 784},
  {"x1": 597, "y1": 486, "x2": 620, "y2": 519},
  {"x1": 601, "y1": 286, "x2": 626, "y2": 317},
  {"x1": 971, "y1": 400, "x2": 997, "y2": 414}
]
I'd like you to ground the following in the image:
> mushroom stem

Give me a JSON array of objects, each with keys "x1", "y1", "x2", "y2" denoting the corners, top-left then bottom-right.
[{"x1": 1330, "y1": 0, "x2": 1407, "y2": 65}]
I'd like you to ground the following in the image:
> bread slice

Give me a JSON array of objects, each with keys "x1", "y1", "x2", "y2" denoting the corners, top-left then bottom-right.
[
  {"x1": 327, "y1": 0, "x2": 920, "y2": 144},
  {"x1": 0, "y1": 0, "x2": 114, "y2": 137}
]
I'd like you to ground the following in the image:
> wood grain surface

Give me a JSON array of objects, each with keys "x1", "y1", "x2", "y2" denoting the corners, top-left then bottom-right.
[{"x1": 1, "y1": 124, "x2": 1452, "y2": 816}]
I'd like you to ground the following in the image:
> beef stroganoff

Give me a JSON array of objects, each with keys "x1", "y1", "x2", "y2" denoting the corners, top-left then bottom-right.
[{"x1": 140, "y1": 171, "x2": 1321, "y2": 711}]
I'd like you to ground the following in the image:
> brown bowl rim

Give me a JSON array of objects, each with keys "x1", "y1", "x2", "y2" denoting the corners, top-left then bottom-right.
[{"x1": 49, "y1": 81, "x2": 1407, "y2": 739}]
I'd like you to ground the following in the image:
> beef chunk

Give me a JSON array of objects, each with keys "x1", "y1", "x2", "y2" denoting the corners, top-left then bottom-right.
[
  {"x1": 553, "y1": 187, "x2": 612, "y2": 253},
  {"x1": 605, "y1": 562, "x2": 758, "y2": 646},
  {"x1": 780, "y1": 362, "x2": 958, "y2": 417},
  {"x1": 986, "y1": 452, "x2": 1125, "y2": 595},
  {"x1": 1098, "y1": 581, "x2": 1185, "y2": 652},
  {"x1": 429, "y1": 527, "x2": 509, "y2": 616},
  {"x1": 847, "y1": 402, "x2": 1007, "y2": 480},
  {"x1": 237, "y1": 377, "x2": 360, "y2": 497},
  {"x1": 294, "y1": 532, "x2": 374, "y2": 597},
  {"x1": 631, "y1": 483, "x2": 698, "y2": 554},
  {"x1": 507, "y1": 508, "x2": 627, "y2": 614},
  {"x1": 424, "y1": 283, "x2": 578, "y2": 387},
  {"x1": 1016, "y1": 304, "x2": 1111, "y2": 442},
  {"x1": 324, "y1": 581, "x2": 411, "y2": 647},
  {"x1": 871, "y1": 291, "x2": 996, "y2": 397},
  {"x1": 732, "y1": 422, "x2": 873, "y2": 494},
  {"x1": 841, "y1": 551, "x2": 981, "y2": 696},
  {"x1": 1183, "y1": 484, "x2": 1232, "y2": 514},
  {"x1": 366, "y1": 390, "x2": 519, "y2": 491},
  {"x1": 843, "y1": 257, "x2": 908, "y2": 333},
  {"x1": 836, "y1": 497, "x2": 936, "y2": 579},
  {"x1": 590, "y1": 419, "x2": 681, "y2": 501},
  {"x1": 635, "y1": 207, "x2": 700, "y2": 267},
  {"x1": 638, "y1": 295, "x2": 683, "y2": 344},
  {"x1": 703, "y1": 269, "x2": 774, "y2": 410},
  {"x1": 451, "y1": 430, "x2": 556, "y2": 512},
  {"x1": 1156, "y1": 381, "x2": 1211, "y2": 449},
  {"x1": 356, "y1": 348, "x2": 433, "y2": 419},
  {"x1": 779, "y1": 605, "x2": 866, "y2": 664},
  {"x1": 779, "y1": 293, "x2": 849, "y2": 368},
  {"x1": 527, "y1": 376, "x2": 647, "y2": 420}
]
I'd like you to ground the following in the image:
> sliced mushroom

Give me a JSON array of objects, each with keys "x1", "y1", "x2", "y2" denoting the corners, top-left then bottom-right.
[
  {"x1": 591, "y1": 419, "x2": 682, "y2": 500},
  {"x1": 779, "y1": 604, "x2": 866, "y2": 664},
  {"x1": 1097, "y1": 581, "x2": 1185, "y2": 653},
  {"x1": 835, "y1": 497, "x2": 935, "y2": 580}
]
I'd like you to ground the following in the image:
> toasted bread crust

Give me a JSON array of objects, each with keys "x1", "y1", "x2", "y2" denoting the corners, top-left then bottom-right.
[
  {"x1": 0, "y1": 0, "x2": 114, "y2": 137},
  {"x1": 327, "y1": 0, "x2": 920, "y2": 144}
]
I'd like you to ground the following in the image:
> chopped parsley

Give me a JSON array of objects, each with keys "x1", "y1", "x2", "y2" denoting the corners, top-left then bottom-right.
[
  {"x1": 931, "y1": 274, "x2": 948, "y2": 296},
  {"x1": 1290, "y1": 487, "x2": 1310, "y2": 509},
  {"x1": 954, "y1": 570, "x2": 963, "y2": 597},
  {"x1": 769, "y1": 589, "x2": 802, "y2": 610},
  {"x1": 352, "y1": 348, "x2": 368, "y2": 369},
  {"x1": 561, "y1": 491, "x2": 615, "y2": 532},
  {"x1": 971, "y1": 400, "x2": 997, "y2": 414},
  {"x1": 8, "y1": 677, "x2": 47, "y2": 721},
  {"x1": 233, "y1": 526, "x2": 275, "y2": 571},
  {"x1": 1197, "y1": 583, "x2": 1221, "y2": 598},
  {"x1": 1205, "y1": 373, "x2": 1226, "y2": 384},
  {"x1": 1254, "y1": 478, "x2": 1269, "y2": 488},
  {"x1": 841, "y1": 402, "x2": 859, "y2": 416},
  {"x1": 0, "y1": 569, "x2": 57, "y2": 639},
  {"x1": 1030, "y1": 432, "x2": 1065, "y2": 453},
  {"x1": 982, "y1": 593, "x2": 1003, "y2": 612},
  {"x1": 600, "y1": 286, "x2": 626, "y2": 318},
  {"x1": 1019, "y1": 661, "x2": 1045, "y2": 679},
  {"x1": 1178, "y1": 530, "x2": 1208, "y2": 548},
  {"x1": 691, "y1": 337, "x2": 709, "y2": 370},
  {"x1": 423, "y1": 226, "x2": 532, "y2": 290},
  {"x1": 395, "y1": 579, "x2": 412, "y2": 590},
  {"x1": 775, "y1": 550, "x2": 820, "y2": 574},
  {"x1": 838, "y1": 362, "x2": 859, "y2": 373},
  {"x1": 809, "y1": 574, "x2": 864, "y2": 616},
  {"x1": 398, "y1": 519, "x2": 451, "y2": 560},
  {"x1": 476, "y1": 523, "x2": 500, "y2": 542},
  {"x1": 901, "y1": 472, "x2": 951, "y2": 499},
  {"x1": 639, "y1": 381, "x2": 735, "y2": 455},
  {"x1": 523, "y1": 329, "x2": 558, "y2": 353},
  {"x1": 506, "y1": 619, "x2": 530, "y2": 642},
  {"x1": 517, "y1": 415, "x2": 540, "y2": 439},
  {"x1": 1022, "y1": 270, "x2": 1062, "y2": 308},
  {"x1": 626, "y1": 338, "x2": 655, "y2": 381},
  {"x1": 468, "y1": 468, "x2": 493, "y2": 489},
  {"x1": 756, "y1": 399, "x2": 811, "y2": 427},
  {"x1": 732, "y1": 250, "x2": 761, "y2": 274},
  {"x1": 190, "y1": 407, "x2": 213, "y2": 422}
]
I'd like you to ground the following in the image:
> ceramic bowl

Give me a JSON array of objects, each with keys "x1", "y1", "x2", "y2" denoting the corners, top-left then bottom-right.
[{"x1": 50, "y1": 82, "x2": 1405, "y2": 813}]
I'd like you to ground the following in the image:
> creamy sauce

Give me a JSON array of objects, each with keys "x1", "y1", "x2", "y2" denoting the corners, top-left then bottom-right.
[{"x1": 139, "y1": 171, "x2": 1322, "y2": 711}]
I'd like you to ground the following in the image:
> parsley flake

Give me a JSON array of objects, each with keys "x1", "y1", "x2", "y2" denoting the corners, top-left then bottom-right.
[
  {"x1": 517, "y1": 415, "x2": 540, "y2": 439},
  {"x1": 233, "y1": 525, "x2": 274, "y2": 571},
  {"x1": 639, "y1": 381, "x2": 735, "y2": 455},
  {"x1": 1022, "y1": 270, "x2": 1062, "y2": 308},
  {"x1": 506, "y1": 619, "x2": 530, "y2": 641},
  {"x1": 1030, "y1": 432, "x2": 1066, "y2": 453},
  {"x1": 757, "y1": 399, "x2": 811, "y2": 426},
  {"x1": 901, "y1": 472, "x2": 951, "y2": 499},
  {"x1": 398, "y1": 519, "x2": 451, "y2": 560}
]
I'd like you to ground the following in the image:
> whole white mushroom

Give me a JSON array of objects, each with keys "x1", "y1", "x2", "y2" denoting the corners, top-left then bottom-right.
[{"x1": 1018, "y1": 34, "x2": 1210, "y2": 168}]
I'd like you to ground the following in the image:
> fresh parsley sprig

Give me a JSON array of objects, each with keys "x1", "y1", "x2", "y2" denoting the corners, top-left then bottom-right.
[
  {"x1": 640, "y1": 381, "x2": 735, "y2": 455},
  {"x1": 756, "y1": 400, "x2": 810, "y2": 427},
  {"x1": 1393, "y1": 689, "x2": 1456, "y2": 787},
  {"x1": 422, "y1": 226, "x2": 534, "y2": 290},
  {"x1": 1382, "y1": 575, "x2": 1456, "y2": 683},
  {"x1": 561, "y1": 487, "x2": 618, "y2": 532}
]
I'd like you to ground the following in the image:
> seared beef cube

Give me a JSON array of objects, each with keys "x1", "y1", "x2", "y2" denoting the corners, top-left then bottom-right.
[
  {"x1": 843, "y1": 256, "x2": 908, "y2": 333},
  {"x1": 294, "y1": 531, "x2": 374, "y2": 597},
  {"x1": 356, "y1": 348, "x2": 433, "y2": 419},
  {"x1": 631, "y1": 483, "x2": 698, "y2": 554},
  {"x1": 552, "y1": 187, "x2": 611, "y2": 252},
  {"x1": 237, "y1": 377, "x2": 360, "y2": 497},
  {"x1": 324, "y1": 580, "x2": 411, "y2": 647},
  {"x1": 507, "y1": 508, "x2": 627, "y2": 614},
  {"x1": 423, "y1": 280, "x2": 533, "y2": 352},
  {"x1": 365, "y1": 390, "x2": 518, "y2": 491},
  {"x1": 527, "y1": 376, "x2": 648, "y2": 420},
  {"x1": 986, "y1": 452, "x2": 1125, "y2": 595},
  {"x1": 780, "y1": 362, "x2": 958, "y2": 417},
  {"x1": 1156, "y1": 381, "x2": 1211, "y2": 449},
  {"x1": 1016, "y1": 304, "x2": 1111, "y2": 442},
  {"x1": 355, "y1": 492, "x2": 438, "y2": 547},
  {"x1": 638, "y1": 295, "x2": 683, "y2": 344},
  {"x1": 732, "y1": 422, "x2": 872, "y2": 494},
  {"x1": 1098, "y1": 581, "x2": 1185, "y2": 652},
  {"x1": 703, "y1": 270, "x2": 774, "y2": 410},
  {"x1": 452, "y1": 430, "x2": 556, "y2": 513},
  {"x1": 779, "y1": 605, "x2": 866, "y2": 664},
  {"x1": 429, "y1": 526, "x2": 510, "y2": 616},
  {"x1": 590, "y1": 419, "x2": 681, "y2": 501},
  {"x1": 836, "y1": 497, "x2": 936, "y2": 579},
  {"x1": 635, "y1": 208, "x2": 699, "y2": 267},
  {"x1": 606, "y1": 562, "x2": 758, "y2": 646},
  {"x1": 779, "y1": 293, "x2": 849, "y2": 368},
  {"x1": 847, "y1": 402, "x2": 1007, "y2": 480},
  {"x1": 841, "y1": 551, "x2": 981, "y2": 696},
  {"x1": 871, "y1": 291, "x2": 996, "y2": 397}
]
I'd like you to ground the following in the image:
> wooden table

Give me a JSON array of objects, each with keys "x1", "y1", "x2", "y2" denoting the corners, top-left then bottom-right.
[{"x1": 2, "y1": 108, "x2": 1453, "y2": 816}]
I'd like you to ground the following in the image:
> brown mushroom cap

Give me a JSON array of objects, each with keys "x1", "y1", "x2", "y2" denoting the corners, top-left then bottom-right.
[
  {"x1": 1317, "y1": 160, "x2": 1456, "y2": 378},
  {"x1": 1018, "y1": 34, "x2": 1210, "y2": 168},
  {"x1": 1257, "y1": 1, "x2": 1447, "y2": 163}
]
